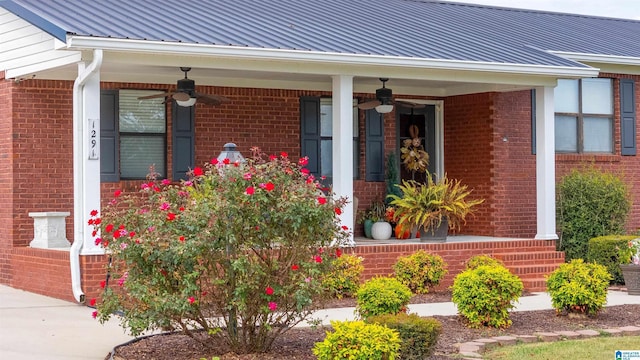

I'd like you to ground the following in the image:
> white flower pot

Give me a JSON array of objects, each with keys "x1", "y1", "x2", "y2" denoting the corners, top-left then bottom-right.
[{"x1": 371, "y1": 221, "x2": 392, "y2": 240}]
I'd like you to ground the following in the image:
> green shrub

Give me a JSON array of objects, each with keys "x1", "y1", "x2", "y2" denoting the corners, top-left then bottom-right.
[
  {"x1": 557, "y1": 167, "x2": 630, "y2": 261},
  {"x1": 587, "y1": 235, "x2": 637, "y2": 284},
  {"x1": 313, "y1": 320, "x2": 401, "y2": 360},
  {"x1": 356, "y1": 276, "x2": 412, "y2": 320},
  {"x1": 322, "y1": 253, "x2": 364, "y2": 299},
  {"x1": 546, "y1": 259, "x2": 612, "y2": 316},
  {"x1": 451, "y1": 265, "x2": 523, "y2": 328},
  {"x1": 465, "y1": 254, "x2": 505, "y2": 270},
  {"x1": 367, "y1": 313, "x2": 442, "y2": 359},
  {"x1": 393, "y1": 250, "x2": 448, "y2": 294}
]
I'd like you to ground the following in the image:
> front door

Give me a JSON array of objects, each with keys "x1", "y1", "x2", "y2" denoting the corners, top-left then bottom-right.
[{"x1": 396, "y1": 104, "x2": 437, "y2": 183}]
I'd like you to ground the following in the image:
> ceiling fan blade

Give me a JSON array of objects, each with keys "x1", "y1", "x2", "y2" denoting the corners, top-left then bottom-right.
[
  {"x1": 195, "y1": 93, "x2": 231, "y2": 103},
  {"x1": 358, "y1": 100, "x2": 381, "y2": 110},
  {"x1": 138, "y1": 92, "x2": 174, "y2": 100},
  {"x1": 396, "y1": 100, "x2": 426, "y2": 109},
  {"x1": 171, "y1": 92, "x2": 191, "y2": 101}
]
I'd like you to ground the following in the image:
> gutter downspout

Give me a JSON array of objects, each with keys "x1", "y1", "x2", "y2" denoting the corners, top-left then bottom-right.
[{"x1": 70, "y1": 49, "x2": 103, "y2": 303}]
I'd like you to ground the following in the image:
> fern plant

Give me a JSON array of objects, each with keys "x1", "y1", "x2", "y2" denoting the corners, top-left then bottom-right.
[{"x1": 388, "y1": 173, "x2": 483, "y2": 233}]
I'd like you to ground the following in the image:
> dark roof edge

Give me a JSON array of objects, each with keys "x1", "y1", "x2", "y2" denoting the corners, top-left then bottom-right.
[{"x1": 0, "y1": 0, "x2": 67, "y2": 41}]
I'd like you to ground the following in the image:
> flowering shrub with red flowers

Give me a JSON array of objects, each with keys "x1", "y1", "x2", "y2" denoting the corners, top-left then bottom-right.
[{"x1": 90, "y1": 147, "x2": 349, "y2": 353}]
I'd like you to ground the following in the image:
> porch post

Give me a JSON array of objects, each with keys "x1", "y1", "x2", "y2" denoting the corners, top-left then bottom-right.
[
  {"x1": 331, "y1": 75, "x2": 355, "y2": 246},
  {"x1": 73, "y1": 53, "x2": 104, "y2": 255},
  {"x1": 534, "y1": 86, "x2": 559, "y2": 240}
]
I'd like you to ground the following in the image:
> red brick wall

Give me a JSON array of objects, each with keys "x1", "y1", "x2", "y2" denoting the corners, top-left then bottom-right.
[
  {"x1": 556, "y1": 74, "x2": 640, "y2": 233},
  {"x1": 444, "y1": 93, "x2": 494, "y2": 235},
  {"x1": 0, "y1": 74, "x2": 14, "y2": 284}
]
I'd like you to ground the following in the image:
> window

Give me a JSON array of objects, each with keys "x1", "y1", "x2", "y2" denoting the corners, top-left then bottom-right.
[
  {"x1": 554, "y1": 78, "x2": 613, "y2": 153},
  {"x1": 300, "y1": 97, "x2": 359, "y2": 182},
  {"x1": 101, "y1": 90, "x2": 167, "y2": 181}
]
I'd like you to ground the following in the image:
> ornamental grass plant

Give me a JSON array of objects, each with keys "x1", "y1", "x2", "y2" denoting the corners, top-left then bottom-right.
[{"x1": 89, "y1": 147, "x2": 349, "y2": 353}]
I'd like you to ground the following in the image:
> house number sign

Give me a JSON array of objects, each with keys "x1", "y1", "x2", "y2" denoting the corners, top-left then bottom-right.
[{"x1": 88, "y1": 118, "x2": 99, "y2": 160}]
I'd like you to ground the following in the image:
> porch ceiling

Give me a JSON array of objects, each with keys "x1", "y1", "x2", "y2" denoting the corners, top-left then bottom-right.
[{"x1": 24, "y1": 49, "x2": 562, "y2": 98}]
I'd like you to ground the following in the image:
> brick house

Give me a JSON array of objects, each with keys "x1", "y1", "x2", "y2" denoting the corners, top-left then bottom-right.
[{"x1": 0, "y1": 0, "x2": 638, "y2": 301}]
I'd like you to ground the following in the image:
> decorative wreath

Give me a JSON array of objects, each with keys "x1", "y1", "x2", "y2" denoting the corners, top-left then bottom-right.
[{"x1": 400, "y1": 124, "x2": 429, "y2": 174}]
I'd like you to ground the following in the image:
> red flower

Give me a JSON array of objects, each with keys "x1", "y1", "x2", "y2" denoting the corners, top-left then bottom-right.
[
  {"x1": 317, "y1": 197, "x2": 327, "y2": 205},
  {"x1": 179, "y1": 206, "x2": 185, "y2": 211},
  {"x1": 291, "y1": 264, "x2": 299, "y2": 271},
  {"x1": 100, "y1": 280, "x2": 106, "y2": 289},
  {"x1": 341, "y1": 225, "x2": 349, "y2": 231},
  {"x1": 88, "y1": 219, "x2": 94, "y2": 225},
  {"x1": 166, "y1": 213, "x2": 176, "y2": 221},
  {"x1": 223, "y1": 158, "x2": 230, "y2": 165},
  {"x1": 91, "y1": 310, "x2": 98, "y2": 319},
  {"x1": 193, "y1": 167, "x2": 203, "y2": 176},
  {"x1": 265, "y1": 286, "x2": 274, "y2": 295},
  {"x1": 89, "y1": 298, "x2": 97, "y2": 307},
  {"x1": 335, "y1": 249, "x2": 342, "y2": 258},
  {"x1": 268, "y1": 302, "x2": 277, "y2": 311},
  {"x1": 245, "y1": 186, "x2": 255, "y2": 195},
  {"x1": 314, "y1": 256, "x2": 323, "y2": 263},
  {"x1": 298, "y1": 157, "x2": 309, "y2": 166},
  {"x1": 211, "y1": 158, "x2": 219, "y2": 165},
  {"x1": 114, "y1": 190, "x2": 122, "y2": 198},
  {"x1": 188, "y1": 296, "x2": 195, "y2": 304},
  {"x1": 129, "y1": 231, "x2": 136, "y2": 237},
  {"x1": 179, "y1": 236, "x2": 185, "y2": 242},
  {"x1": 94, "y1": 238, "x2": 102, "y2": 246},
  {"x1": 301, "y1": 168, "x2": 310, "y2": 175},
  {"x1": 105, "y1": 224, "x2": 114, "y2": 233},
  {"x1": 335, "y1": 207, "x2": 342, "y2": 215},
  {"x1": 280, "y1": 151, "x2": 288, "y2": 158},
  {"x1": 269, "y1": 154, "x2": 277, "y2": 161},
  {"x1": 94, "y1": 218, "x2": 101, "y2": 225},
  {"x1": 90, "y1": 209, "x2": 98, "y2": 217},
  {"x1": 265, "y1": 182, "x2": 275, "y2": 192}
]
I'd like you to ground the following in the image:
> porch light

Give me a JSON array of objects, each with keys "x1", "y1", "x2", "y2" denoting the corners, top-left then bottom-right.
[
  {"x1": 375, "y1": 104, "x2": 394, "y2": 113},
  {"x1": 217, "y1": 143, "x2": 245, "y2": 163},
  {"x1": 176, "y1": 96, "x2": 197, "y2": 107}
]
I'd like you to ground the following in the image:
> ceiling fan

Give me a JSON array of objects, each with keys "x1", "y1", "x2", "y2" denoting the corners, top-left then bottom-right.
[
  {"x1": 358, "y1": 78, "x2": 426, "y2": 113},
  {"x1": 138, "y1": 67, "x2": 230, "y2": 107}
]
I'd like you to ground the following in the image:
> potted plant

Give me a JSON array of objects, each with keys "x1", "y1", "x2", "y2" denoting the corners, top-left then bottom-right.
[
  {"x1": 387, "y1": 173, "x2": 483, "y2": 242},
  {"x1": 358, "y1": 199, "x2": 392, "y2": 240},
  {"x1": 619, "y1": 238, "x2": 640, "y2": 295}
]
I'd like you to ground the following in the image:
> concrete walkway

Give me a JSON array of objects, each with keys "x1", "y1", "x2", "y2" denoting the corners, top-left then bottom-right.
[{"x1": 1, "y1": 284, "x2": 639, "y2": 359}]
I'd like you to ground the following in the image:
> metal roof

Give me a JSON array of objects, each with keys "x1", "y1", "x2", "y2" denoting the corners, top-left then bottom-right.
[{"x1": 2, "y1": 0, "x2": 640, "y2": 69}]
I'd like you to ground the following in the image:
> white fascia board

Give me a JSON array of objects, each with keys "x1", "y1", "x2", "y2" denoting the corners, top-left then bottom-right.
[
  {"x1": 551, "y1": 51, "x2": 640, "y2": 67},
  {"x1": 66, "y1": 37, "x2": 600, "y2": 78}
]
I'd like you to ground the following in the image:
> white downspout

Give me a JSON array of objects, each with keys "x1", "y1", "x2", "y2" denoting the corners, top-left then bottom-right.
[{"x1": 70, "y1": 49, "x2": 103, "y2": 303}]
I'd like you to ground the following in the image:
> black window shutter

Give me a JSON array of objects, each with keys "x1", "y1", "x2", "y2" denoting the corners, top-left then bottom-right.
[
  {"x1": 100, "y1": 90, "x2": 119, "y2": 182},
  {"x1": 172, "y1": 103, "x2": 196, "y2": 180},
  {"x1": 300, "y1": 96, "x2": 321, "y2": 175},
  {"x1": 621, "y1": 79, "x2": 636, "y2": 156},
  {"x1": 365, "y1": 108, "x2": 385, "y2": 182}
]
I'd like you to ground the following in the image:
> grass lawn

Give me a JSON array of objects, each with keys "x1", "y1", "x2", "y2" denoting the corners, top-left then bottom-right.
[{"x1": 484, "y1": 335, "x2": 640, "y2": 359}]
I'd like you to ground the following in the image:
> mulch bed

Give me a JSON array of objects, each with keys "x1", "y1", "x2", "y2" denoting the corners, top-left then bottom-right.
[{"x1": 108, "y1": 291, "x2": 640, "y2": 360}]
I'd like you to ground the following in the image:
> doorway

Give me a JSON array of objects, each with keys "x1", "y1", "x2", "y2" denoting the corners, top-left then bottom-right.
[{"x1": 396, "y1": 103, "x2": 439, "y2": 183}]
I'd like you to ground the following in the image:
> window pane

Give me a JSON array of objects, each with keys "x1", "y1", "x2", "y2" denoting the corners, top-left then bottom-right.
[
  {"x1": 555, "y1": 115, "x2": 577, "y2": 152},
  {"x1": 320, "y1": 99, "x2": 332, "y2": 136},
  {"x1": 582, "y1": 78, "x2": 613, "y2": 115},
  {"x1": 120, "y1": 136, "x2": 166, "y2": 178},
  {"x1": 554, "y1": 79, "x2": 579, "y2": 113},
  {"x1": 119, "y1": 90, "x2": 166, "y2": 133},
  {"x1": 321, "y1": 139, "x2": 332, "y2": 177},
  {"x1": 584, "y1": 117, "x2": 613, "y2": 152}
]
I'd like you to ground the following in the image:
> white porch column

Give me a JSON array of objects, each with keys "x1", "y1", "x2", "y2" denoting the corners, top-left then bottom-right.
[
  {"x1": 331, "y1": 75, "x2": 355, "y2": 246},
  {"x1": 534, "y1": 86, "x2": 559, "y2": 240},
  {"x1": 73, "y1": 52, "x2": 104, "y2": 255}
]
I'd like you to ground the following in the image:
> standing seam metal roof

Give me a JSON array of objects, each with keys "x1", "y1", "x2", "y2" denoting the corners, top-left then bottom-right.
[{"x1": 3, "y1": 0, "x2": 640, "y2": 68}]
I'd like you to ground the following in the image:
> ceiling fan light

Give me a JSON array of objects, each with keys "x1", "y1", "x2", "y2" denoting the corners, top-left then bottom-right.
[
  {"x1": 375, "y1": 104, "x2": 394, "y2": 113},
  {"x1": 176, "y1": 97, "x2": 197, "y2": 107}
]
